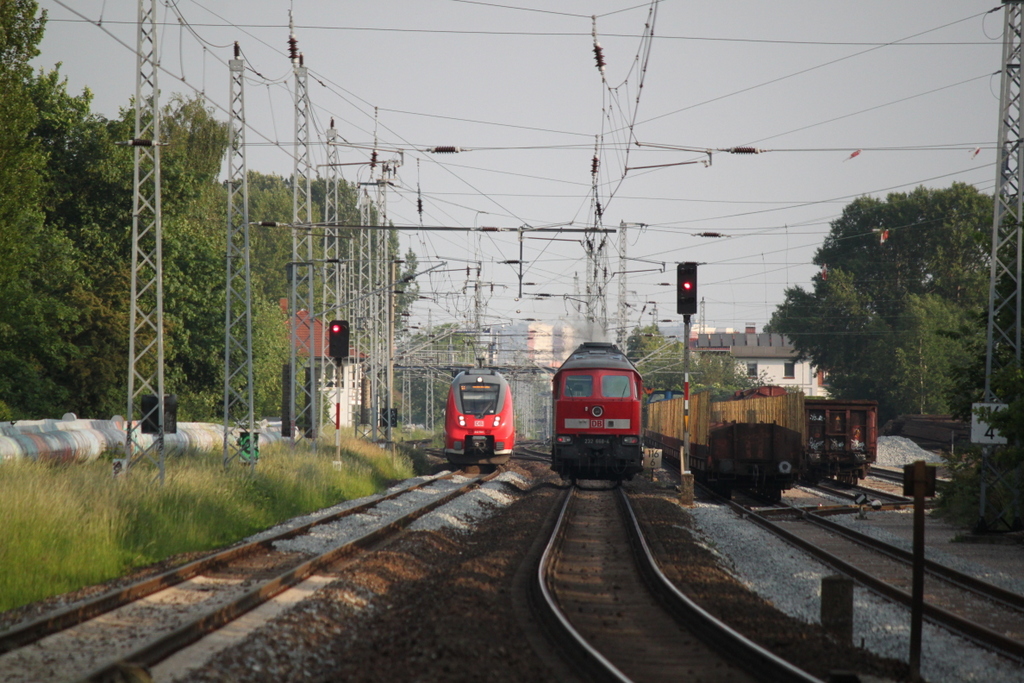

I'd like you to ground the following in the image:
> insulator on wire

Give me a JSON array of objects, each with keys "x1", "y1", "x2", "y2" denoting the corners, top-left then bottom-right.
[
  {"x1": 697, "y1": 232, "x2": 725, "y2": 238},
  {"x1": 370, "y1": 150, "x2": 378, "y2": 169},
  {"x1": 591, "y1": 155, "x2": 599, "y2": 175},
  {"x1": 430, "y1": 146, "x2": 462, "y2": 154},
  {"x1": 593, "y1": 42, "x2": 606, "y2": 72},
  {"x1": 288, "y1": 35, "x2": 298, "y2": 62},
  {"x1": 728, "y1": 147, "x2": 762, "y2": 154},
  {"x1": 417, "y1": 196, "x2": 423, "y2": 217},
  {"x1": 596, "y1": 201, "x2": 603, "y2": 218},
  {"x1": 234, "y1": 42, "x2": 240, "y2": 59}
]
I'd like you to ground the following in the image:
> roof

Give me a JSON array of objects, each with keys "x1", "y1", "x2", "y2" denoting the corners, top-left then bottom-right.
[
  {"x1": 557, "y1": 342, "x2": 639, "y2": 373},
  {"x1": 695, "y1": 332, "x2": 798, "y2": 360}
]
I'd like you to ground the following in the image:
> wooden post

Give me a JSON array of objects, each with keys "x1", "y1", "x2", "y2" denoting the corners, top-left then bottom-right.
[{"x1": 903, "y1": 459, "x2": 935, "y2": 683}]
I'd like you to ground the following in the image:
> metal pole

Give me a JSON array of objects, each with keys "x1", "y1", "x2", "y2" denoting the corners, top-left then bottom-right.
[
  {"x1": 909, "y1": 459, "x2": 927, "y2": 682},
  {"x1": 386, "y1": 260, "x2": 396, "y2": 446}
]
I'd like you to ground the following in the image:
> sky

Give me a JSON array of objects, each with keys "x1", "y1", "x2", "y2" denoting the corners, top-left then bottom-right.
[{"x1": 34, "y1": 0, "x2": 1005, "y2": 341}]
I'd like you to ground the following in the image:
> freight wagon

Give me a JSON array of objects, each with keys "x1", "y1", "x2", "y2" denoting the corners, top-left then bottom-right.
[{"x1": 645, "y1": 389, "x2": 879, "y2": 499}]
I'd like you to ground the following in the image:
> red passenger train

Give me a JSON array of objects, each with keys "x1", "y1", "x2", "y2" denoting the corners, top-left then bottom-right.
[
  {"x1": 443, "y1": 369, "x2": 516, "y2": 468},
  {"x1": 551, "y1": 342, "x2": 644, "y2": 480}
]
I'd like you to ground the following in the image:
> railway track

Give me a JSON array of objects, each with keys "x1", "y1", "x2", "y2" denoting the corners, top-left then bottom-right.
[
  {"x1": 514, "y1": 443, "x2": 552, "y2": 463},
  {"x1": 798, "y1": 480, "x2": 913, "y2": 508},
  {"x1": 0, "y1": 470, "x2": 500, "y2": 683},
  {"x1": 530, "y1": 484, "x2": 821, "y2": 683},
  {"x1": 718, "y1": 492, "x2": 1024, "y2": 664}
]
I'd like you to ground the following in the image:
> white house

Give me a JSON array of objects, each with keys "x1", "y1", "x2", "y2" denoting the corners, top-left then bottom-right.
[{"x1": 694, "y1": 324, "x2": 828, "y2": 397}]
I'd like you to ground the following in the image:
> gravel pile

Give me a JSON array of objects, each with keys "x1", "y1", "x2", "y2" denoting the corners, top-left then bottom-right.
[
  {"x1": 688, "y1": 502, "x2": 1024, "y2": 682},
  {"x1": 876, "y1": 436, "x2": 944, "y2": 467}
]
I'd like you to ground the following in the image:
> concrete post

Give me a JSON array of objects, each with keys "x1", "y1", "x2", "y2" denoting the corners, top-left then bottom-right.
[{"x1": 821, "y1": 575, "x2": 854, "y2": 644}]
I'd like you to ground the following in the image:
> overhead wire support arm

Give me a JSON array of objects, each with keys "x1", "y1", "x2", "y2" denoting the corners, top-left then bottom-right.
[{"x1": 295, "y1": 223, "x2": 617, "y2": 233}]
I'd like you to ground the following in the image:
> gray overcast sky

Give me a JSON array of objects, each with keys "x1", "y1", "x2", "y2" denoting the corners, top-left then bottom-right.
[{"x1": 35, "y1": 1, "x2": 1003, "y2": 338}]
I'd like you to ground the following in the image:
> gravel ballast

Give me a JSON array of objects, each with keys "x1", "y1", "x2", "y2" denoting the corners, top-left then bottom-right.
[
  {"x1": 687, "y1": 499, "x2": 1024, "y2": 682},
  {"x1": 6, "y1": 457, "x2": 1021, "y2": 682}
]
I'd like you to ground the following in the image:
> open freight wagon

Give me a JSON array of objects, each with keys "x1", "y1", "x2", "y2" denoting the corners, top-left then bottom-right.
[{"x1": 644, "y1": 389, "x2": 877, "y2": 499}]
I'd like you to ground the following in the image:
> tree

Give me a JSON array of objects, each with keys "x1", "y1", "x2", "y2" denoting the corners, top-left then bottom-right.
[
  {"x1": 768, "y1": 184, "x2": 990, "y2": 421},
  {"x1": 0, "y1": 2, "x2": 59, "y2": 419},
  {"x1": 625, "y1": 325, "x2": 754, "y2": 400}
]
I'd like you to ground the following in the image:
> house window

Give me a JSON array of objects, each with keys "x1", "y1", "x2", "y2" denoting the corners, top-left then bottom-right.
[
  {"x1": 784, "y1": 362, "x2": 795, "y2": 379},
  {"x1": 746, "y1": 362, "x2": 758, "y2": 377}
]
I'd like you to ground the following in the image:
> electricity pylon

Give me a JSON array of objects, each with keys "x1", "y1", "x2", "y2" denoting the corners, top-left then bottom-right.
[
  {"x1": 125, "y1": 0, "x2": 166, "y2": 483},
  {"x1": 979, "y1": 0, "x2": 1024, "y2": 532},
  {"x1": 223, "y1": 45, "x2": 257, "y2": 469}
]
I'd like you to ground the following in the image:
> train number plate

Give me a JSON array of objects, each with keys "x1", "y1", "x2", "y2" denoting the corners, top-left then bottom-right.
[{"x1": 582, "y1": 437, "x2": 609, "y2": 445}]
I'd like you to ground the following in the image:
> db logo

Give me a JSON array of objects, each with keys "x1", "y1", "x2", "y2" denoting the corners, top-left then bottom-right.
[
  {"x1": 590, "y1": 419, "x2": 604, "y2": 428},
  {"x1": 474, "y1": 420, "x2": 484, "y2": 427}
]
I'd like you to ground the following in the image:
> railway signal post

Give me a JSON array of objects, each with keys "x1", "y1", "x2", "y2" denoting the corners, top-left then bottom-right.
[{"x1": 677, "y1": 262, "x2": 698, "y2": 505}]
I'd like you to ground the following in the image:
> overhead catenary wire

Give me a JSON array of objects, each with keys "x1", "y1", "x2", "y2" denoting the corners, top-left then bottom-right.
[{"x1": 39, "y1": 1, "x2": 999, "y2": 335}]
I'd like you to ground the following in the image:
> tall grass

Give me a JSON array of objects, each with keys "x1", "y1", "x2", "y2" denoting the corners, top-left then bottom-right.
[{"x1": 0, "y1": 437, "x2": 414, "y2": 613}]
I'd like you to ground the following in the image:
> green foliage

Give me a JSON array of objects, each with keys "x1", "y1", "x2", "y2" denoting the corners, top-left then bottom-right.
[
  {"x1": 975, "y1": 363, "x2": 1024, "y2": 468},
  {"x1": 768, "y1": 184, "x2": 991, "y2": 421},
  {"x1": 0, "y1": 1, "x2": 49, "y2": 417},
  {"x1": 625, "y1": 325, "x2": 754, "y2": 400},
  {"x1": 932, "y1": 446, "x2": 982, "y2": 527},
  {"x1": 0, "y1": 50, "x2": 361, "y2": 421},
  {"x1": 0, "y1": 440, "x2": 415, "y2": 612}
]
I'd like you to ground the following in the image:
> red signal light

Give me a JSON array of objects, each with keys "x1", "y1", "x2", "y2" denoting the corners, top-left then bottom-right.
[
  {"x1": 327, "y1": 320, "x2": 349, "y2": 359},
  {"x1": 676, "y1": 262, "x2": 698, "y2": 315}
]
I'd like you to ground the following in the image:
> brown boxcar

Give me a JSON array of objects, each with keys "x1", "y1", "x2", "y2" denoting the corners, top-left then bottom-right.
[{"x1": 803, "y1": 398, "x2": 878, "y2": 484}]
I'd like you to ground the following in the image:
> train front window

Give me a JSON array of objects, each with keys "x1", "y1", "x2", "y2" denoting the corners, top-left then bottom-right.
[
  {"x1": 564, "y1": 375, "x2": 593, "y2": 398},
  {"x1": 459, "y1": 384, "x2": 500, "y2": 415},
  {"x1": 601, "y1": 374, "x2": 632, "y2": 398}
]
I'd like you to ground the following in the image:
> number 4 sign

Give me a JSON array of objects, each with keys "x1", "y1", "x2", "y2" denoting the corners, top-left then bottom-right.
[{"x1": 971, "y1": 403, "x2": 1007, "y2": 445}]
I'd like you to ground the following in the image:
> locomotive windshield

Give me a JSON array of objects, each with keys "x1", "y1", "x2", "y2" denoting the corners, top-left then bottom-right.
[
  {"x1": 563, "y1": 375, "x2": 593, "y2": 398},
  {"x1": 601, "y1": 374, "x2": 633, "y2": 398},
  {"x1": 458, "y1": 383, "x2": 500, "y2": 415}
]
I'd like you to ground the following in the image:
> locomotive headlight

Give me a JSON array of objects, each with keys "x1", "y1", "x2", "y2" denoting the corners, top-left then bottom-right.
[
  {"x1": 458, "y1": 415, "x2": 466, "y2": 426},
  {"x1": 492, "y1": 416, "x2": 501, "y2": 427},
  {"x1": 622, "y1": 436, "x2": 639, "y2": 445},
  {"x1": 778, "y1": 460, "x2": 792, "y2": 474},
  {"x1": 556, "y1": 435, "x2": 573, "y2": 444}
]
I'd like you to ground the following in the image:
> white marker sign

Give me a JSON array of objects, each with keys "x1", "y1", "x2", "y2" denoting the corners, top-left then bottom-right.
[{"x1": 971, "y1": 402, "x2": 1007, "y2": 445}]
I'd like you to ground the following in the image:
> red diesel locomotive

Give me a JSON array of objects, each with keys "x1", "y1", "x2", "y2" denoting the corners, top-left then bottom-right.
[
  {"x1": 551, "y1": 342, "x2": 644, "y2": 480},
  {"x1": 443, "y1": 369, "x2": 516, "y2": 467}
]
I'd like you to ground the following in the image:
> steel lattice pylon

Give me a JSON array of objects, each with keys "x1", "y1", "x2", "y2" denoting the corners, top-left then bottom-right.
[
  {"x1": 584, "y1": 227, "x2": 610, "y2": 334},
  {"x1": 979, "y1": 0, "x2": 1024, "y2": 532},
  {"x1": 321, "y1": 122, "x2": 351, "y2": 438},
  {"x1": 125, "y1": 0, "x2": 166, "y2": 482},
  {"x1": 288, "y1": 57, "x2": 318, "y2": 443},
  {"x1": 223, "y1": 51, "x2": 257, "y2": 469}
]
